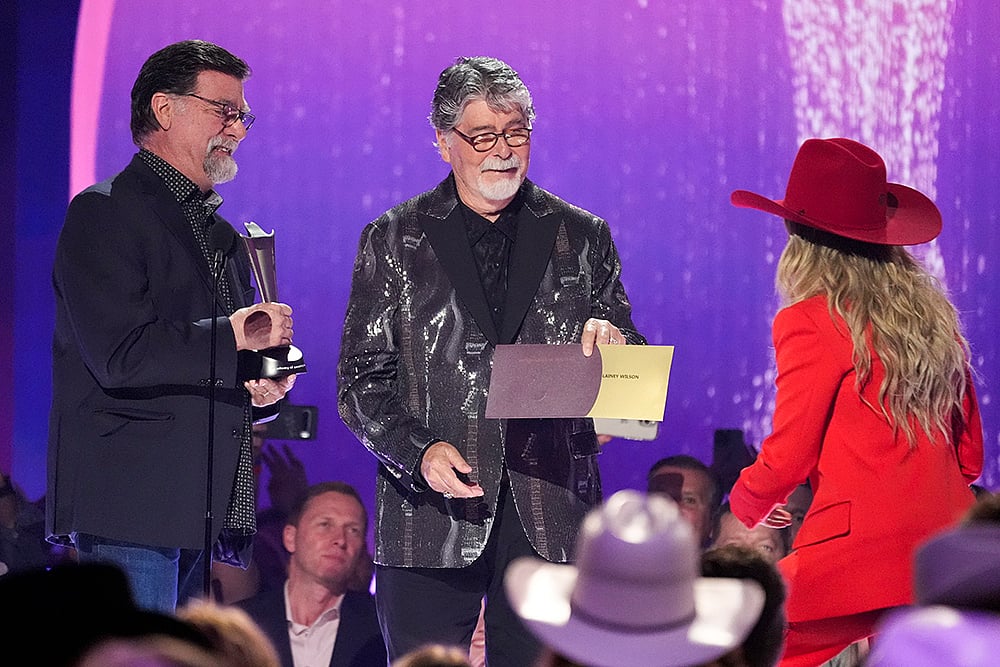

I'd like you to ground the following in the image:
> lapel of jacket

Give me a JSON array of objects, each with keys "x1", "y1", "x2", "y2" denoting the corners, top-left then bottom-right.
[
  {"x1": 500, "y1": 181, "x2": 559, "y2": 344},
  {"x1": 418, "y1": 176, "x2": 500, "y2": 345},
  {"x1": 127, "y1": 155, "x2": 235, "y2": 313},
  {"x1": 328, "y1": 592, "x2": 358, "y2": 667}
]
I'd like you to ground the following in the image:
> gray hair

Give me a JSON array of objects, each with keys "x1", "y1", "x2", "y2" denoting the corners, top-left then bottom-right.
[{"x1": 429, "y1": 56, "x2": 535, "y2": 132}]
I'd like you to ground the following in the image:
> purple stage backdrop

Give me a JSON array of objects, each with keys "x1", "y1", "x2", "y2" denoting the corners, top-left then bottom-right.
[{"x1": 12, "y1": 1, "x2": 1000, "y2": 518}]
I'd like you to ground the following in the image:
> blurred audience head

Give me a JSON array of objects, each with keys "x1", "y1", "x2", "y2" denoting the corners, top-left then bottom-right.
[
  {"x1": 0, "y1": 562, "x2": 215, "y2": 666},
  {"x1": 867, "y1": 606, "x2": 1000, "y2": 667},
  {"x1": 391, "y1": 643, "x2": 473, "y2": 667},
  {"x1": 963, "y1": 490, "x2": 1000, "y2": 524},
  {"x1": 700, "y1": 545, "x2": 788, "y2": 667},
  {"x1": 914, "y1": 491, "x2": 1000, "y2": 612},
  {"x1": 75, "y1": 636, "x2": 218, "y2": 667},
  {"x1": 176, "y1": 598, "x2": 280, "y2": 667},
  {"x1": 506, "y1": 490, "x2": 764, "y2": 667}
]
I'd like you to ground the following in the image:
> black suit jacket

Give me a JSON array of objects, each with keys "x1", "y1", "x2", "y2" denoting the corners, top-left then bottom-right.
[
  {"x1": 337, "y1": 175, "x2": 644, "y2": 568},
  {"x1": 47, "y1": 154, "x2": 266, "y2": 551},
  {"x1": 239, "y1": 588, "x2": 387, "y2": 667}
]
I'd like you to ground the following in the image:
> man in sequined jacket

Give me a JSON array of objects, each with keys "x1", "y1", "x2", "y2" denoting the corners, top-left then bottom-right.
[{"x1": 337, "y1": 56, "x2": 644, "y2": 666}]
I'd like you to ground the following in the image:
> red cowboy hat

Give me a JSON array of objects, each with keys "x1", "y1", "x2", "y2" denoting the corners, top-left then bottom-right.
[{"x1": 730, "y1": 138, "x2": 941, "y2": 245}]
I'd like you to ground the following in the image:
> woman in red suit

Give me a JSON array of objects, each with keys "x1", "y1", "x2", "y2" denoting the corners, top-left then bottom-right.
[{"x1": 728, "y1": 138, "x2": 984, "y2": 667}]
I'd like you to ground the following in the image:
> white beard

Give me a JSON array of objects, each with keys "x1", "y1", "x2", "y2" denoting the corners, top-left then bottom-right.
[
  {"x1": 477, "y1": 155, "x2": 524, "y2": 201},
  {"x1": 204, "y1": 137, "x2": 238, "y2": 184},
  {"x1": 477, "y1": 173, "x2": 523, "y2": 201}
]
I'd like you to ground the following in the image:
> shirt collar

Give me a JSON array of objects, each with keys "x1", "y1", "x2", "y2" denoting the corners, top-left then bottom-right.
[
  {"x1": 138, "y1": 149, "x2": 222, "y2": 214},
  {"x1": 459, "y1": 192, "x2": 522, "y2": 246},
  {"x1": 283, "y1": 581, "x2": 344, "y2": 634}
]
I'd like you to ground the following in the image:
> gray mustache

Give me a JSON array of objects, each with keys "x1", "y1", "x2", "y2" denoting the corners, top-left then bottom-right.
[
  {"x1": 208, "y1": 137, "x2": 239, "y2": 154},
  {"x1": 480, "y1": 156, "x2": 520, "y2": 172}
]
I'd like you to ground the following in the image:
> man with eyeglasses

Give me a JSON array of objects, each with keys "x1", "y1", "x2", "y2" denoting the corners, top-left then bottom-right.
[
  {"x1": 338, "y1": 56, "x2": 643, "y2": 665},
  {"x1": 48, "y1": 40, "x2": 296, "y2": 612}
]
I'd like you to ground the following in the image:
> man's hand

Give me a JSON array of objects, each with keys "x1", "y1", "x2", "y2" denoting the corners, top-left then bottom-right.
[
  {"x1": 581, "y1": 317, "x2": 626, "y2": 357},
  {"x1": 231, "y1": 302, "x2": 294, "y2": 351},
  {"x1": 420, "y1": 441, "x2": 485, "y2": 499},
  {"x1": 245, "y1": 374, "x2": 296, "y2": 407}
]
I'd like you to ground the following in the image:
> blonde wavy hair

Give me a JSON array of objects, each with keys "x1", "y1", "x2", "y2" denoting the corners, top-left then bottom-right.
[{"x1": 776, "y1": 230, "x2": 970, "y2": 446}]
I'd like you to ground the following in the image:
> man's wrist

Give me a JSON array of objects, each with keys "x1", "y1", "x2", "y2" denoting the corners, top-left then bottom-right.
[{"x1": 411, "y1": 439, "x2": 442, "y2": 491}]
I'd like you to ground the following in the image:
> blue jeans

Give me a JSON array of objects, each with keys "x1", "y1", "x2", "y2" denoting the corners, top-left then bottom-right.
[{"x1": 73, "y1": 533, "x2": 204, "y2": 612}]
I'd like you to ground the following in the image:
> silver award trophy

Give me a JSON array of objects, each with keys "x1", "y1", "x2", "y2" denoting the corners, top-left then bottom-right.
[{"x1": 241, "y1": 221, "x2": 307, "y2": 378}]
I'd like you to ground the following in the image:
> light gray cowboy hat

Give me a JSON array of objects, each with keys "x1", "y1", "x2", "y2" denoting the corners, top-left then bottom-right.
[{"x1": 505, "y1": 490, "x2": 765, "y2": 667}]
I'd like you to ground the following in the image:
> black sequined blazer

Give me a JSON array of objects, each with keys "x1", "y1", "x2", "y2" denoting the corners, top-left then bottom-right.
[{"x1": 337, "y1": 174, "x2": 644, "y2": 568}]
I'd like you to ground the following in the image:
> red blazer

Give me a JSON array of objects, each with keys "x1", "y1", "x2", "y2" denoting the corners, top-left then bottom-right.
[{"x1": 730, "y1": 295, "x2": 983, "y2": 622}]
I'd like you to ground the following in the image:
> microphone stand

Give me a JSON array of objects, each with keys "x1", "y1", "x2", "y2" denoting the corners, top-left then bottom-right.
[
  {"x1": 203, "y1": 221, "x2": 236, "y2": 599},
  {"x1": 203, "y1": 246, "x2": 225, "y2": 599}
]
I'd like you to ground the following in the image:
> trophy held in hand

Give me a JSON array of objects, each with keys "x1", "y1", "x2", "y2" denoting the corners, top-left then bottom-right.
[{"x1": 242, "y1": 221, "x2": 308, "y2": 378}]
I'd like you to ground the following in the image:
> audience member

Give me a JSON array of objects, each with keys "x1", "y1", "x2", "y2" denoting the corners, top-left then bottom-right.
[
  {"x1": 392, "y1": 643, "x2": 474, "y2": 667},
  {"x1": 505, "y1": 489, "x2": 764, "y2": 667},
  {"x1": 0, "y1": 471, "x2": 56, "y2": 575},
  {"x1": 647, "y1": 454, "x2": 720, "y2": 548},
  {"x1": 75, "y1": 636, "x2": 220, "y2": 667},
  {"x1": 700, "y1": 544, "x2": 788, "y2": 667},
  {"x1": 711, "y1": 504, "x2": 788, "y2": 565},
  {"x1": 962, "y1": 489, "x2": 1000, "y2": 523},
  {"x1": 238, "y1": 481, "x2": 385, "y2": 667},
  {"x1": 728, "y1": 138, "x2": 983, "y2": 665},
  {"x1": 913, "y1": 490, "x2": 1000, "y2": 612},
  {"x1": 177, "y1": 598, "x2": 281, "y2": 667},
  {"x1": 0, "y1": 561, "x2": 215, "y2": 666}
]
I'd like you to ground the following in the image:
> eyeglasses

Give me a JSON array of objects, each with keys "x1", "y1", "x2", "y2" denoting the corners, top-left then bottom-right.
[
  {"x1": 451, "y1": 127, "x2": 531, "y2": 152},
  {"x1": 184, "y1": 93, "x2": 256, "y2": 130}
]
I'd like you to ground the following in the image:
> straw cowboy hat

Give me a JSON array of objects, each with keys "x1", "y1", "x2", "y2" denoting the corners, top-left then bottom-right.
[
  {"x1": 730, "y1": 137, "x2": 941, "y2": 245},
  {"x1": 504, "y1": 490, "x2": 764, "y2": 667}
]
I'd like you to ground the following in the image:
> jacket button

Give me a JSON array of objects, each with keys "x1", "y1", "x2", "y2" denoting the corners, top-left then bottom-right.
[{"x1": 232, "y1": 428, "x2": 240, "y2": 438}]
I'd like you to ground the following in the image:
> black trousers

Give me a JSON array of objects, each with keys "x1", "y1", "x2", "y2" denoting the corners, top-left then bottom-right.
[{"x1": 375, "y1": 478, "x2": 542, "y2": 666}]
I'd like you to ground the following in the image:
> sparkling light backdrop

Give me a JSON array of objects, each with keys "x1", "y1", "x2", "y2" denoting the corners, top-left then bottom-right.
[{"x1": 13, "y1": 1, "x2": 1000, "y2": 509}]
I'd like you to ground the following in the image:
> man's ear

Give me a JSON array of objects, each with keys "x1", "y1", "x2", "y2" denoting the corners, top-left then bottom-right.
[
  {"x1": 435, "y1": 130, "x2": 452, "y2": 164},
  {"x1": 282, "y1": 524, "x2": 296, "y2": 554},
  {"x1": 150, "y1": 92, "x2": 173, "y2": 132}
]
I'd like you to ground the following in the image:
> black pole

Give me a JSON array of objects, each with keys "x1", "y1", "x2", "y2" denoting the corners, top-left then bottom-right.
[
  {"x1": 202, "y1": 221, "x2": 236, "y2": 600},
  {"x1": 204, "y1": 263, "x2": 221, "y2": 598},
  {"x1": 204, "y1": 221, "x2": 238, "y2": 598}
]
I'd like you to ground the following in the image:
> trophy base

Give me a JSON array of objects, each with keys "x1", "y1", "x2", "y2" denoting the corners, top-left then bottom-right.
[{"x1": 255, "y1": 345, "x2": 307, "y2": 379}]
